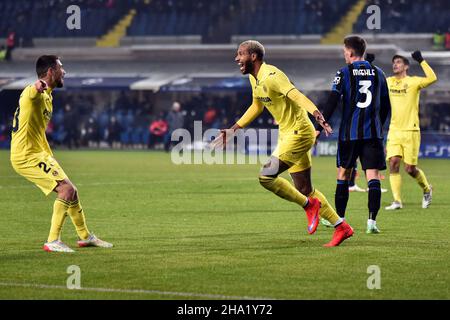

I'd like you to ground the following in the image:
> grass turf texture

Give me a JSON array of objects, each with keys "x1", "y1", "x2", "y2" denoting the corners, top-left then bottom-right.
[{"x1": 0, "y1": 150, "x2": 448, "y2": 299}]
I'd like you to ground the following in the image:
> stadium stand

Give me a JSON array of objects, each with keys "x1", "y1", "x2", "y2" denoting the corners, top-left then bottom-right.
[
  {"x1": 127, "y1": 0, "x2": 215, "y2": 36},
  {"x1": 233, "y1": 0, "x2": 356, "y2": 36},
  {"x1": 127, "y1": 0, "x2": 357, "y2": 37},
  {"x1": 1, "y1": 0, "x2": 449, "y2": 45},
  {"x1": 2, "y1": 0, "x2": 449, "y2": 48},
  {"x1": 0, "y1": 0, "x2": 131, "y2": 44},
  {"x1": 354, "y1": 0, "x2": 450, "y2": 33}
]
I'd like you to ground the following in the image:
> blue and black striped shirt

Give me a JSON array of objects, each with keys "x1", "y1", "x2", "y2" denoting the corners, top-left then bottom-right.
[{"x1": 319, "y1": 60, "x2": 391, "y2": 141}]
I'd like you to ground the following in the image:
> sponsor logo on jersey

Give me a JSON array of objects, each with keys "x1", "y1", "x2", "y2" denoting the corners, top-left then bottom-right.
[
  {"x1": 333, "y1": 76, "x2": 341, "y2": 85},
  {"x1": 256, "y1": 96, "x2": 272, "y2": 103},
  {"x1": 390, "y1": 88, "x2": 407, "y2": 94},
  {"x1": 43, "y1": 109, "x2": 52, "y2": 120}
]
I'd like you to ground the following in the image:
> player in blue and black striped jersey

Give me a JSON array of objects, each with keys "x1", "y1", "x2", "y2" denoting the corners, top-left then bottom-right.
[{"x1": 316, "y1": 35, "x2": 391, "y2": 234}]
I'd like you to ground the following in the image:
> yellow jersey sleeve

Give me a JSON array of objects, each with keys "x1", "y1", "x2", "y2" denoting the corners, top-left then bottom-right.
[
  {"x1": 236, "y1": 99, "x2": 264, "y2": 128},
  {"x1": 27, "y1": 85, "x2": 42, "y2": 100},
  {"x1": 266, "y1": 69, "x2": 296, "y2": 97},
  {"x1": 416, "y1": 61, "x2": 437, "y2": 89},
  {"x1": 286, "y1": 88, "x2": 318, "y2": 115}
]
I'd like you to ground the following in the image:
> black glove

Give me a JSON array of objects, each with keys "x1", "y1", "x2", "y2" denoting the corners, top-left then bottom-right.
[
  {"x1": 411, "y1": 50, "x2": 424, "y2": 63},
  {"x1": 366, "y1": 53, "x2": 375, "y2": 63}
]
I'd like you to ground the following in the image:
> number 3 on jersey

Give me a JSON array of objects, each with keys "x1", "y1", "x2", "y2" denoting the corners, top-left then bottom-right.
[
  {"x1": 357, "y1": 80, "x2": 372, "y2": 109},
  {"x1": 12, "y1": 106, "x2": 20, "y2": 133}
]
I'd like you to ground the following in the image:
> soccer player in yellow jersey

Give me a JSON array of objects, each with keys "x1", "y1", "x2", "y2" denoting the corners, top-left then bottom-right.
[
  {"x1": 385, "y1": 51, "x2": 437, "y2": 210},
  {"x1": 211, "y1": 40, "x2": 354, "y2": 247},
  {"x1": 10, "y1": 55, "x2": 113, "y2": 252}
]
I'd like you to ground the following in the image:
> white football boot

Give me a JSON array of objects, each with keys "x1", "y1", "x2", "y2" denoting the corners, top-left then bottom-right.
[
  {"x1": 385, "y1": 201, "x2": 403, "y2": 210},
  {"x1": 77, "y1": 234, "x2": 113, "y2": 248},
  {"x1": 349, "y1": 184, "x2": 366, "y2": 192},
  {"x1": 422, "y1": 185, "x2": 432, "y2": 209},
  {"x1": 43, "y1": 240, "x2": 75, "y2": 253}
]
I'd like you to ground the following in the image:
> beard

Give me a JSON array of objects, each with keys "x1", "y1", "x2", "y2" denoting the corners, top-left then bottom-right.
[
  {"x1": 55, "y1": 79, "x2": 64, "y2": 88},
  {"x1": 242, "y1": 60, "x2": 254, "y2": 75}
]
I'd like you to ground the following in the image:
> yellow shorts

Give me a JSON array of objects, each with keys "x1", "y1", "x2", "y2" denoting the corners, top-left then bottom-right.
[
  {"x1": 272, "y1": 132, "x2": 314, "y2": 173},
  {"x1": 386, "y1": 130, "x2": 421, "y2": 165},
  {"x1": 11, "y1": 153, "x2": 68, "y2": 196}
]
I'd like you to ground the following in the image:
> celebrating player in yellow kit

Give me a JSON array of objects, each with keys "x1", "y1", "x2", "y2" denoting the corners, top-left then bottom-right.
[
  {"x1": 385, "y1": 51, "x2": 437, "y2": 210},
  {"x1": 211, "y1": 40, "x2": 354, "y2": 247},
  {"x1": 10, "y1": 55, "x2": 113, "y2": 252}
]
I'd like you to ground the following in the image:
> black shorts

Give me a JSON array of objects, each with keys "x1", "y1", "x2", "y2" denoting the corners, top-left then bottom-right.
[{"x1": 337, "y1": 138, "x2": 386, "y2": 170}]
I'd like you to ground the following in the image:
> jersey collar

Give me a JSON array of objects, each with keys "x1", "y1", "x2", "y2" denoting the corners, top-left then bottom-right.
[{"x1": 252, "y1": 62, "x2": 267, "y2": 84}]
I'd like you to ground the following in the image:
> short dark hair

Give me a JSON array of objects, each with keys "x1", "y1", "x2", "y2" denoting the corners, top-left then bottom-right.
[
  {"x1": 240, "y1": 40, "x2": 265, "y2": 60},
  {"x1": 344, "y1": 35, "x2": 367, "y2": 57},
  {"x1": 36, "y1": 55, "x2": 59, "y2": 78},
  {"x1": 392, "y1": 54, "x2": 410, "y2": 65}
]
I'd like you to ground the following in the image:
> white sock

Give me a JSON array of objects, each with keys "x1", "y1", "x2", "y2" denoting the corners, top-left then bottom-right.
[{"x1": 368, "y1": 219, "x2": 376, "y2": 227}]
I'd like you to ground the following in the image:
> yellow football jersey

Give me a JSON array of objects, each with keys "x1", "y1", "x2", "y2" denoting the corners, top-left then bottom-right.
[
  {"x1": 248, "y1": 63, "x2": 313, "y2": 134},
  {"x1": 10, "y1": 84, "x2": 54, "y2": 166},
  {"x1": 387, "y1": 61, "x2": 437, "y2": 131}
]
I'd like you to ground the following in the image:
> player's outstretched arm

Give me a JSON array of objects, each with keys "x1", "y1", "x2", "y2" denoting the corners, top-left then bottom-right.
[
  {"x1": 314, "y1": 89, "x2": 340, "y2": 137},
  {"x1": 209, "y1": 101, "x2": 264, "y2": 150},
  {"x1": 412, "y1": 50, "x2": 437, "y2": 88},
  {"x1": 209, "y1": 126, "x2": 241, "y2": 150},
  {"x1": 287, "y1": 89, "x2": 332, "y2": 136}
]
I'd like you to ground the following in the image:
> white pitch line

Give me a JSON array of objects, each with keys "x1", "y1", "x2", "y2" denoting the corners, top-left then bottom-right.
[{"x1": 0, "y1": 282, "x2": 275, "y2": 300}]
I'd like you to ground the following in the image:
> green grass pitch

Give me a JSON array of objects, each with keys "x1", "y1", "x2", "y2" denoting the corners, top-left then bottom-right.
[{"x1": 0, "y1": 150, "x2": 448, "y2": 299}]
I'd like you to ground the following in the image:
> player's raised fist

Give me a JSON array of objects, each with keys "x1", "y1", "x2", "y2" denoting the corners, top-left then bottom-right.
[
  {"x1": 411, "y1": 50, "x2": 424, "y2": 63},
  {"x1": 34, "y1": 79, "x2": 48, "y2": 93}
]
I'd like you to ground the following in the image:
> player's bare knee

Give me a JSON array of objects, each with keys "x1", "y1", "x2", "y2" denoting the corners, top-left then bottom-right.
[
  {"x1": 389, "y1": 157, "x2": 401, "y2": 173},
  {"x1": 366, "y1": 169, "x2": 379, "y2": 181},
  {"x1": 55, "y1": 181, "x2": 69, "y2": 201},
  {"x1": 57, "y1": 186, "x2": 72, "y2": 202},
  {"x1": 337, "y1": 168, "x2": 352, "y2": 181},
  {"x1": 390, "y1": 165, "x2": 400, "y2": 173},
  {"x1": 58, "y1": 182, "x2": 77, "y2": 202},
  {"x1": 71, "y1": 186, "x2": 79, "y2": 201},
  {"x1": 405, "y1": 165, "x2": 417, "y2": 176}
]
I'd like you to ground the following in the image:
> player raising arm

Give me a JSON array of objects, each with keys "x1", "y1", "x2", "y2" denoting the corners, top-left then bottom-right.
[
  {"x1": 385, "y1": 51, "x2": 437, "y2": 210},
  {"x1": 211, "y1": 40, "x2": 354, "y2": 247},
  {"x1": 10, "y1": 55, "x2": 113, "y2": 252}
]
